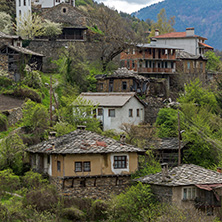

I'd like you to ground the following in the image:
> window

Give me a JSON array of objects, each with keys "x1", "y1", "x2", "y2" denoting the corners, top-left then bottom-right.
[
  {"x1": 122, "y1": 81, "x2": 127, "y2": 90},
  {"x1": 98, "y1": 83, "x2": 103, "y2": 91},
  {"x1": 98, "y1": 108, "x2": 103, "y2": 116},
  {"x1": 19, "y1": 0, "x2": 21, "y2": 6},
  {"x1": 200, "y1": 62, "x2": 203, "y2": 69},
  {"x1": 63, "y1": 8, "x2": 67, "y2": 13},
  {"x1": 83, "y1": 162, "x2": 91, "y2": 172},
  {"x1": 24, "y1": 0, "x2": 26, "y2": 6},
  {"x1": 183, "y1": 187, "x2": 197, "y2": 200},
  {"x1": 187, "y1": 61, "x2": 190, "y2": 70},
  {"x1": 145, "y1": 60, "x2": 148, "y2": 68},
  {"x1": 19, "y1": 10, "x2": 21, "y2": 17},
  {"x1": 17, "y1": 42, "x2": 21, "y2": 47},
  {"x1": 47, "y1": 155, "x2": 50, "y2": 164},
  {"x1": 171, "y1": 62, "x2": 174, "y2": 69},
  {"x1": 165, "y1": 61, "x2": 168, "y2": 68},
  {"x1": 127, "y1": 60, "x2": 130, "y2": 69},
  {"x1": 132, "y1": 60, "x2": 135, "y2": 68},
  {"x1": 114, "y1": 156, "x2": 127, "y2": 169},
  {"x1": 75, "y1": 162, "x2": 82, "y2": 172},
  {"x1": 129, "y1": 109, "x2": 133, "y2": 117},
  {"x1": 108, "y1": 109, "x2": 115, "y2": 117},
  {"x1": 137, "y1": 109, "x2": 140, "y2": 117},
  {"x1": 75, "y1": 162, "x2": 91, "y2": 172},
  {"x1": 57, "y1": 161, "x2": 61, "y2": 172}
]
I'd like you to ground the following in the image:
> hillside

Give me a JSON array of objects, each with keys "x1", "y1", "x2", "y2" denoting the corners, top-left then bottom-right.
[{"x1": 132, "y1": 0, "x2": 222, "y2": 50}]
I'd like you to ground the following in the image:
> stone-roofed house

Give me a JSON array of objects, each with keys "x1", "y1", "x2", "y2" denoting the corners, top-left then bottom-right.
[
  {"x1": 75, "y1": 92, "x2": 146, "y2": 132},
  {"x1": 0, "y1": 44, "x2": 44, "y2": 81},
  {"x1": 152, "y1": 28, "x2": 213, "y2": 56},
  {"x1": 0, "y1": 31, "x2": 23, "y2": 48},
  {"x1": 27, "y1": 129, "x2": 145, "y2": 199},
  {"x1": 137, "y1": 164, "x2": 222, "y2": 215}
]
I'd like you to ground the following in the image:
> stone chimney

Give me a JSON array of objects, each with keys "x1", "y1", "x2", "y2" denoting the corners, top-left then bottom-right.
[
  {"x1": 161, "y1": 163, "x2": 169, "y2": 182},
  {"x1": 155, "y1": 29, "x2": 160, "y2": 36},
  {"x1": 186, "y1": 27, "x2": 195, "y2": 36}
]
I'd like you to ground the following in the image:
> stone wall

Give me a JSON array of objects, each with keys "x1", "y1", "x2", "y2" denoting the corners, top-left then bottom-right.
[
  {"x1": 3, "y1": 107, "x2": 23, "y2": 127},
  {"x1": 27, "y1": 40, "x2": 104, "y2": 72},
  {"x1": 151, "y1": 185, "x2": 173, "y2": 203},
  {"x1": 0, "y1": 54, "x2": 8, "y2": 71},
  {"x1": 50, "y1": 176, "x2": 131, "y2": 200}
]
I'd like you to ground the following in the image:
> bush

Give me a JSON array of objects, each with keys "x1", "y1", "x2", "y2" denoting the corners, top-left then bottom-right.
[
  {"x1": 90, "y1": 199, "x2": 108, "y2": 221},
  {"x1": 53, "y1": 121, "x2": 76, "y2": 137},
  {"x1": 0, "y1": 76, "x2": 13, "y2": 87},
  {"x1": 61, "y1": 207, "x2": 86, "y2": 221},
  {"x1": 23, "y1": 185, "x2": 59, "y2": 212},
  {"x1": 23, "y1": 70, "x2": 43, "y2": 89},
  {"x1": 0, "y1": 113, "x2": 8, "y2": 132},
  {"x1": 22, "y1": 171, "x2": 48, "y2": 190}
]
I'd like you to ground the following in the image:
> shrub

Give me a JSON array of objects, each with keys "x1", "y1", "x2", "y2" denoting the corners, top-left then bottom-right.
[
  {"x1": 23, "y1": 70, "x2": 43, "y2": 89},
  {"x1": 23, "y1": 185, "x2": 59, "y2": 212},
  {"x1": 22, "y1": 171, "x2": 48, "y2": 190},
  {"x1": 90, "y1": 199, "x2": 108, "y2": 221},
  {"x1": 61, "y1": 207, "x2": 86, "y2": 221},
  {"x1": 0, "y1": 113, "x2": 8, "y2": 132},
  {"x1": 53, "y1": 121, "x2": 76, "y2": 137},
  {"x1": 0, "y1": 76, "x2": 13, "y2": 87}
]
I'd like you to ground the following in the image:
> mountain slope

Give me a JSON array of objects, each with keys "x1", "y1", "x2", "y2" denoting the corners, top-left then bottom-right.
[{"x1": 132, "y1": 0, "x2": 222, "y2": 50}]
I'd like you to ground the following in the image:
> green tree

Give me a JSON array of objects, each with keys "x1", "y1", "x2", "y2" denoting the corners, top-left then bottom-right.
[
  {"x1": 205, "y1": 51, "x2": 222, "y2": 72},
  {"x1": 108, "y1": 182, "x2": 157, "y2": 222},
  {"x1": 0, "y1": 0, "x2": 15, "y2": 18},
  {"x1": 54, "y1": 43, "x2": 89, "y2": 91},
  {"x1": 42, "y1": 19, "x2": 62, "y2": 39},
  {"x1": 0, "y1": 134, "x2": 26, "y2": 174},
  {"x1": 0, "y1": 12, "x2": 13, "y2": 34},
  {"x1": 149, "y1": 8, "x2": 175, "y2": 39},
  {"x1": 22, "y1": 99, "x2": 50, "y2": 135},
  {"x1": 16, "y1": 13, "x2": 44, "y2": 39}
]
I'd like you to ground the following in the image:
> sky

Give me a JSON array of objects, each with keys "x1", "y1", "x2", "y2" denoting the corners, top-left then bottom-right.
[{"x1": 94, "y1": 0, "x2": 164, "y2": 14}]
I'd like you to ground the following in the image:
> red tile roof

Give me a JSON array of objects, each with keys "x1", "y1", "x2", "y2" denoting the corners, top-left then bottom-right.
[
  {"x1": 199, "y1": 42, "x2": 214, "y2": 50},
  {"x1": 154, "y1": 32, "x2": 207, "y2": 40}
]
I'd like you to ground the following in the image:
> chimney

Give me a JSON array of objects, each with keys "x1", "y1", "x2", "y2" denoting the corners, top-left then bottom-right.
[
  {"x1": 161, "y1": 163, "x2": 169, "y2": 182},
  {"x1": 155, "y1": 29, "x2": 160, "y2": 36},
  {"x1": 217, "y1": 167, "x2": 221, "y2": 173},
  {"x1": 186, "y1": 27, "x2": 195, "y2": 36},
  {"x1": 120, "y1": 134, "x2": 126, "y2": 143}
]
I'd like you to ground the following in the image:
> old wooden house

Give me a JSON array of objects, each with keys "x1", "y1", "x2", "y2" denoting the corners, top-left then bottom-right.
[
  {"x1": 0, "y1": 31, "x2": 23, "y2": 48},
  {"x1": 120, "y1": 43, "x2": 182, "y2": 89},
  {"x1": 137, "y1": 164, "x2": 222, "y2": 216},
  {"x1": 0, "y1": 44, "x2": 44, "y2": 81},
  {"x1": 27, "y1": 129, "x2": 145, "y2": 199}
]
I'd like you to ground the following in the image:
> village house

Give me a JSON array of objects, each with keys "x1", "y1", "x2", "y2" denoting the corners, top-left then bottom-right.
[
  {"x1": 137, "y1": 164, "x2": 222, "y2": 215},
  {"x1": 75, "y1": 92, "x2": 146, "y2": 133},
  {"x1": 120, "y1": 43, "x2": 182, "y2": 89},
  {"x1": 152, "y1": 28, "x2": 214, "y2": 56},
  {"x1": 146, "y1": 138, "x2": 187, "y2": 167},
  {"x1": 0, "y1": 44, "x2": 44, "y2": 81},
  {"x1": 176, "y1": 50, "x2": 208, "y2": 82},
  {"x1": 26, "y1": 129, "x2": 145, "y2": 199},
  {"x1": 39, "y1": 3, "x2": 87, "y2": 41},
  {"x1": 0, "y1": 31, "x2": 23, "y2": 48}
]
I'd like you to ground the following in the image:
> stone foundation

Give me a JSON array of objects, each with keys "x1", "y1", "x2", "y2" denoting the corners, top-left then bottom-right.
[{"x1": 50, "y1": 176, "x2": 131, "y2": 200}]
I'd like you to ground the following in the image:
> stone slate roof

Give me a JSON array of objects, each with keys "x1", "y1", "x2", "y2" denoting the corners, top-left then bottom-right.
[
  {"x1": 176, "y1": 50, "x2": 207, "y2": 60},
  {"x1": 27, "y1": 129, "x2": 144, "y2": 155},
  {"x1": 0, "y1": 44, "x2": 44, "y2": 57},
  {"x1": 148, "y1": 138, "x2": 186, "y2": 150},
  {"x1": 75, "y1": 92, "x2": 145, "y2": 107},
  {"x1": 96, "y1": 68, "x2": 149, "y2": 82},
  {"x1": 137, "y1": 43, "x2": 183, "y2": 50},
  {"x1": 0, "y1": 31, "x2": 20, "y2": 40},
  {"x1": 137, "y1": 164, "x2": 222, "y2": 186}
]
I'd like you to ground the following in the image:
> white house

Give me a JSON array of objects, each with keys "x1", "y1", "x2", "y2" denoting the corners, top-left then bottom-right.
[
  {"x1": 152, "y1": 28, "x2": 213, "y2": 56},
  {"x1": 76, "y1": 92, "x2": 145, "y2": 133},
  {"x1": 32, "y1": 0, "x2": 75, "y2": 8},
  {"x1": 16, "y1": 0, "x2": 32, "y2": 29}
]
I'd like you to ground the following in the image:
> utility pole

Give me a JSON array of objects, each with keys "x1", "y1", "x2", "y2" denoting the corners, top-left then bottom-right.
[
  {"x1": 50, "y1": 75, "x2": 53, "y2": 127},
  {"x1": 178, "y1": 111, "x2": 181, "y2": 166}
]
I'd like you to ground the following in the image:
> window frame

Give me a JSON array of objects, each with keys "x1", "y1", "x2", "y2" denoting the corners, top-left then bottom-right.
[
  {"x1": 122, "y1": 81, "x2": 127, "y2": 90},
  {"x1": 182, "y1": 187, "x2": 197, "y2": 200},
  {"x1": 75, "y1": 162, "x2": 82, "y2": 172},
  {"x1": 108, "y1": 109, "x2": 115, "y2": 117},
  {"x1": 136, "y1": 109, "x2": 140, "y2": 117},
  {"x1": 114, "y1": 156, "x2": 127, "y2": 169},
  {"x1": 98, "y1": 108, "x2": 103, "y2": 116},
  {"x1": 57, "y1": 160, "x2": 61, "y2": 172},
  {"x1": 129, "y1": 109, "x2": 133, "y2": 117},
  {"x1": 83, "y1": 161, "x2": 91, "y2": 172}
]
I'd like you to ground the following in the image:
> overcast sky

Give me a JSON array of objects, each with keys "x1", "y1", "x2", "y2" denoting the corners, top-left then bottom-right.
[{"x1": 94, "y1": 0, "x2": 164, "y2": 14}]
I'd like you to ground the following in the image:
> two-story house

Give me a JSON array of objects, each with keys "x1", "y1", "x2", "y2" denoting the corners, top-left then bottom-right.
[
  {"x1": 27, "y1": 129, "x2": 145, "y2": 199},
  {"x1": 74, "y1": 92, "x2": 146, "y2": 133},
  {"x1": 120, "y1": 43, "x2": 182, "y2": 89},
  {"x1": 152, "y1": 28, "x2": 213, "y2": 56}
]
